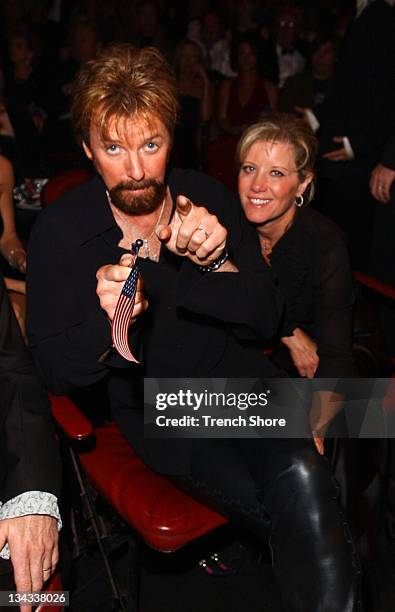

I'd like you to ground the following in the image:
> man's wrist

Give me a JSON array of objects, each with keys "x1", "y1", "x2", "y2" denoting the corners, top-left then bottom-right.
[
  {"x1": 0, "y1": 492, "x2": 61, "y2": 560},
  {"x1": 194, "y1": 247, "x2": 229, "y2": 272}
]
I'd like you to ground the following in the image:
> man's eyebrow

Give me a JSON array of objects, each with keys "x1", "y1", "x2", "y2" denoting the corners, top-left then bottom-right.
[
  {"x1": 144, "y1": 133, "x2": 162, "y2": 141},
  {"x1": 101, "y1": 132, "x2": 163, "y2": 144},
  {"x1": 101, "y1": 135, "x2": 120, "y2": 144}
]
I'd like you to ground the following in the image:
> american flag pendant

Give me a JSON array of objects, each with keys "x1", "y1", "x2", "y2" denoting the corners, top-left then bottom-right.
[{"x1": 111, "y1": 239, "x2": 143, "y2": 362}]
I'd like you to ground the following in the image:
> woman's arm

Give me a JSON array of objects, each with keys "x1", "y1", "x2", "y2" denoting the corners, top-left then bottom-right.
[
  {"x1": 313, "y1": 232, "x2": 355, "y2": 378},
  {"x1": 0, "y1": 155, "x2": 26, "y2": 273},
  {"x1": 310, "y1": 228, "x2": 354, "y2": 453}
]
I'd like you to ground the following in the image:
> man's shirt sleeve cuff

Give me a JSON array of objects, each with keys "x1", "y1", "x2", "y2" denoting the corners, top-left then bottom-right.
[{"x1": 342, "y1": 136, "x2": 355, "y2": 160}]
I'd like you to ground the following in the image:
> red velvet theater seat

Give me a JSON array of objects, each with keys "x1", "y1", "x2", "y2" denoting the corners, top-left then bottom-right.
[
  {"x1": 50, "y1": 396, "x2": 227, "y2": 553},
  {"x1": 42, "y1": 168, "x2": 93, "y2": 207},
  {"x1": 80, "y1": 422, "x2": 227, "y2": 551}
]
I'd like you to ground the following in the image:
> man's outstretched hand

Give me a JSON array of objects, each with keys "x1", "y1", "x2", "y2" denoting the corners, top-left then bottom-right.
[{"x1": 156, "y1": 195, "x2": 227, "y2": 266}]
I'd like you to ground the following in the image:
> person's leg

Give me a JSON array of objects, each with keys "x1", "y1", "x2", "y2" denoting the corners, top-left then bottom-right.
[
  {"x1": 248, "y1": 439, "x2": 361, "y2": 612},
  {"x1": 173, "y1": 438, "x2": 362, "y2": 612}
]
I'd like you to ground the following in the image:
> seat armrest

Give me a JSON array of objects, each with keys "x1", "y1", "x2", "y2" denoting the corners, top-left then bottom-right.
[
  {"x1": 50, "y1": 395, "x2": 93, "y2": 440},
  {"x1": 354, "y1": 271, "x2": 395, "y2": 301}
]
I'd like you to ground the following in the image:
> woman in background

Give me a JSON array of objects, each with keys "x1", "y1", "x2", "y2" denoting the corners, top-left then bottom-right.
[
  {"x1": 0, "y1": 154, "x2": 26, "y2": 273},
  {"x1": 0, "y1": 154, "x2": 26, "y2": 335},
  {"x1": 172, "y1": 38, "x2": 213, "y2": 169},
  {"x1": 207, "y1": 33, "x2": 277, "y2": 190},
  {"x1": 217, "y1": 32, "x2": 277, "y2": 138}
]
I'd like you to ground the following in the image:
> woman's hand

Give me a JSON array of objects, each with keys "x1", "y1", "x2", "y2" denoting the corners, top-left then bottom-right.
[
  {"x1": 8, "y1": 248, "x2": 27, "y2": 273},
  {"x1": 96, "y1": 254, "x2": 148, "y2": 321},
  {"x1": 156, "y1": 195, "x2": 228, "y2": 268},
  {"x1": 310, "y1": 391, "x2": 344, "y2": 456},
  {"x1": 313, "y1": 436, "x2": 325, "y2": 455},
  {"x1": 0, "y1": 235, "x2": 26, "y2": 273},
  {"x1": 281, "y1": 327, "x2": 319, "y2": 378}
]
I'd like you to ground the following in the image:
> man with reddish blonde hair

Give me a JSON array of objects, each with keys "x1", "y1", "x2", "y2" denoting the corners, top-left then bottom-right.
[
  {"x1": 71, "y1": 45, "x2": 179, "y2": 148},
  {"x1": 27, "y1": 44, "x2": 360, "y2": 611}
]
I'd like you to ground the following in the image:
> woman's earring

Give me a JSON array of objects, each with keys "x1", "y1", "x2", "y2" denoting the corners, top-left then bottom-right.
[{"x1": 295, "y1": 195, "x2": 304, "y2": 207}]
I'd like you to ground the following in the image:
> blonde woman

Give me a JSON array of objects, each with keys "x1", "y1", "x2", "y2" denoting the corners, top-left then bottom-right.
[{"x1": 237, "y1": 114, "x2": 355, "y2": 451}]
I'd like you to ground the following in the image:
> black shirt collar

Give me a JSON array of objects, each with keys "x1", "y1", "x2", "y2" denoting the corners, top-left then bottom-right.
[
  {"x1": 73, "y1": 174, "x2": 119, "y2": 245},
  {"x1": 77, "y1": 168, "x2": 186, "y2": 245}
]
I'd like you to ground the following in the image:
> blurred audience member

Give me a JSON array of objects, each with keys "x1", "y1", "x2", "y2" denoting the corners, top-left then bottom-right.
[
  {"x1": 207, "y1": 32, "x2": 277, "y2": 190},
  {"x1": 59, "y1": 17, "x2": 103, "y2": 101},
  {"x1": 279, "y1": 36, "x2": 336, "y2": 115},
  {"x1": 0, "y1": 0, "x2": 26, "y2": 32},
  {"x1": 131, "y1": 0, "x2": 174, "y2": 62},
  {"x1": 4, "y1": 22, "x2": 49, "y2": 128},
  {"x1": 0, "y1": 66, "x2": 44, "y2": 183},
  {"x1": 190, "y1": 8, "x2": 235, "y2": 79},
  {"x1": 172, "y1": 39, "x2": 213, "y2": 169},
  {"x1": 231, "y1": 0, "x2": 259, "y2": 36},
  {"x1": 217, "y1": 33, "x2": 277, "y2": 138},
  {"x1": 43, "y1": 18, "x2": 103, "y2": 167},
  {"x1": 26, "y1": 0, "x2": 62, "y2": 70},
  {"x1": 262, "y1": 3, "x2": 307, "y2": 87},
  {"x1": 0, "y1": 155, "x2": 26, "y2": 275},
  {"x1": 186, "y1": 0, "x2": 210, "y2": 41},
  {"x1": 369, "y1": 128, "x2": 395, "y2": 350},
  {"x1": 0, "y1": 154, "x2": 26, "y2": 335},
  {"x1": 369, "y1": 133, "x2": 395, "y2": 209},
  {"x1": 314, "y1": 0, "x2": 395, "y2": 270}
]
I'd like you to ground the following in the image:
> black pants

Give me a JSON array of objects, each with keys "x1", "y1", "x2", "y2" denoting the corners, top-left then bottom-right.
[{"x1": 172, "y1": 438, "x2": 362, "y2": 612}]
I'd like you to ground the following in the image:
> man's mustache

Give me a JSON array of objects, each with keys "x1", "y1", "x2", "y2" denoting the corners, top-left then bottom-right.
[{"x1": 112, "y1": 179, "x2": 161, "y2": 192}]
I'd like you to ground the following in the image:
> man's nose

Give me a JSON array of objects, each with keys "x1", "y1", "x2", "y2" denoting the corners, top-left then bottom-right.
[{"x1": 125, "y1": 153, "x2": 145, "y2": 182}]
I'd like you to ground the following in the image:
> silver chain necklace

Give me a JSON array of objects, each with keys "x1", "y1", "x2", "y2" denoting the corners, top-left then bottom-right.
[
  {"x1": 141, "y1": 197, "x2": 166, "y2": 261},
  {"x1": 107, "y1": 192, "x2": 167, "y2": 262}
]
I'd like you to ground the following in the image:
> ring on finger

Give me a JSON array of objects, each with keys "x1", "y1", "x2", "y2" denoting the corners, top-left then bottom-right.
[
  {"x1": 43, "y1": 567, "x2": 52, "y2": 572},
  {"x1": 196, "y1": 226, "x2": 209, "y2": 240}
]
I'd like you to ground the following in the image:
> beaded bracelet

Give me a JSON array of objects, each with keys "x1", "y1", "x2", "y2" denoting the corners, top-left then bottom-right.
[{"x1": 194, "y1": 247, "x2": 229, "y2": 273}]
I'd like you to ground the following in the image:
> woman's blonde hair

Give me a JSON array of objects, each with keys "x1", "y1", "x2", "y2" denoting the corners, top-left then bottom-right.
[
  {"x1": 237, "y1": 113, "x2": 318, "y2": 204},
  {"x1": 72, "y1": 43, "x2": 179, "y2": 145}
]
